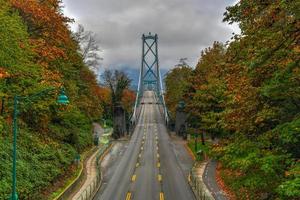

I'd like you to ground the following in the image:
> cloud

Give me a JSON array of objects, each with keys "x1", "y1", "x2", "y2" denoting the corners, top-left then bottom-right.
[{"x1": 62, "y1": 0, "x2": 239, "y2": 71}]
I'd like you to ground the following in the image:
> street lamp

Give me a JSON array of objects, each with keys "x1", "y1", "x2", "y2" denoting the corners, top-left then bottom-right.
[{"x1": 11, "y1": 88, "x2": 69, "y2": 200}]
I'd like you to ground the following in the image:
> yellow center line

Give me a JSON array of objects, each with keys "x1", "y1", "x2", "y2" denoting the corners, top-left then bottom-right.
[
  {"x1": 131, "y1": 174, "x2": 137, "y2": 182},
  {"x1": 160, "y1": 192, "x2": 164, "y2": 200},
  {"x1": 158, "y1": 174, "x2": 162, "y2": 182},
  {"x1": 136, "y1": 163, "x2": 139, "y2": 168},
  {"x1": 157, "y1": 162, "x2": 160, "y2": 168},
  {"x1": 139, "y1": 153, "x2": 142, "y2": 158},
  {"x1": 126, "y1": 192, "x2": 132, "y2": 200},
  {"x1": 157, "y1": 153, "x2": 160, "y2": 158}
]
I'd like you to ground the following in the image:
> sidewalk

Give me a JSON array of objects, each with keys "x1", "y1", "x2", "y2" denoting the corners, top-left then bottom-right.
[
  {"x1": 203, "y1": 160, "x2": 228, "y2": 200},
  {"x1": 70, "y1": 123, "x2": 111, "y2": 200},
  {"x1": 71, "y1": 146, "x2": 102, "y2": 200}
]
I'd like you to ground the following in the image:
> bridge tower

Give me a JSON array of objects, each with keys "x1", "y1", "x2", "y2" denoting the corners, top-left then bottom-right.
[{"x1": 132, "y1": 33, "x2": 168, "y2": 124}]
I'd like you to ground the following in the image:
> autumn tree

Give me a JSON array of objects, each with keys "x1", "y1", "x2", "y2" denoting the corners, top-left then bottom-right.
[
  {"x1": 216, "y1": 0, "x2": 300, "y2": 199},
  {"x1": 0, "y1": 0, "x2": 106, "y2": 198},
  {"x1": 103, "y1": 70, "x2": 133, "y2": 138},
  {"x1": 184, "y1": 42, "x2": 227, "y2": 139},
  {"x1": 164, "y1": 61, "x2": 192, "y2": 119}
]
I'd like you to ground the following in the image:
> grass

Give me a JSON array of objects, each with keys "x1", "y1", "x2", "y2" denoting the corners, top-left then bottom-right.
[
  {"x1": 48, "y1": 165, "x2": 82, "y2": 200},
  {"x1": 187, "y1": 139, "x2": 210, "y2": 161}
]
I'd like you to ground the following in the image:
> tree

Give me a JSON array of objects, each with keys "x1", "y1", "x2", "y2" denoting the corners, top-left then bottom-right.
[
  {"x1": 184, "y1": 42, "x2": 227, "y2": 138},
  {"x1": 0, "y1": 0, "x2": 106, "y2": 198},
  {"x1": 103, "y1": 70, "x2": 132, "y2": 138},
  {"x1": 103, "y1": 70, "x2": 131, "y2": 106},
  {"x1": 74, "y1": 24, "x2": 102, "y2": 73},
  {"x1": 164, "y1": 61, "x2": 192, "y2": 119}
]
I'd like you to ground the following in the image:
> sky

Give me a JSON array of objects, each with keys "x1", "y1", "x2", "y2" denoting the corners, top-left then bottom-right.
[{"x1": 62, "y1": 0, "x2": 240, "y2": 76}]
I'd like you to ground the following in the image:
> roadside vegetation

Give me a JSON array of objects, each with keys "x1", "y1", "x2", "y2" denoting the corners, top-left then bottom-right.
[
  {"x1": 165, "y1": 1, "x2": 299, "y2": 199},
  {"x1": 0, "y1": 0, "x2": 134, "y2": 199}
]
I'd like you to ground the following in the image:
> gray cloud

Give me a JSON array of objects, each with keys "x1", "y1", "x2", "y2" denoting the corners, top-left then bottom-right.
[{"x1": 63, "y1": 0, "x2": 239, "y2": 70}]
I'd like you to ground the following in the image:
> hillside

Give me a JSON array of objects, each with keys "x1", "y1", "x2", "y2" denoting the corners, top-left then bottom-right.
[{"x1": 0, "y1": 0, "x2": 104, "y2": 198}]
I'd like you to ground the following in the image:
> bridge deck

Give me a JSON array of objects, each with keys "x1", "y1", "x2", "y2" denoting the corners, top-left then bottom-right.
[{"x1": 95, "y1": 91, "x2": 195, "y2": 200}]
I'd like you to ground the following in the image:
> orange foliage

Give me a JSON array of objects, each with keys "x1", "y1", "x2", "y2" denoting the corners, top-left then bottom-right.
[
  {"x1": 95, "y1": 86, "x2": 111, "y2": 106},
  {"x1": 10, "y1": 0, "x2": 74, "y2": 62},
  {"x1": 0, "y1": 67, "x2": 9, "y2": 79},
  {"x1": 122, "y1": 89, "x2": 136, "y2": 113}
]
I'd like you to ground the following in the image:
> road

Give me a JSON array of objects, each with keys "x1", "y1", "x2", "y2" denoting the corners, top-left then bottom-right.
[{"x1": 94, "y1": 91, "x2": 195, "y2": 200}]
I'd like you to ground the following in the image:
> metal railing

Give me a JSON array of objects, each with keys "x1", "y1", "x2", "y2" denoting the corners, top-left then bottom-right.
[
  {"x1": 75, "y1": 141, "x2": 111, "y2": 200},
  {"x1": 75, "y1": 143, "x2": 109, "y2": 200}
]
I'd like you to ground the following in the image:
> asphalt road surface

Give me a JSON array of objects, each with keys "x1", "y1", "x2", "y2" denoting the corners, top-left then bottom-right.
[{"x1": 94, "y1": 91, "x2": 195, "y2": 200}]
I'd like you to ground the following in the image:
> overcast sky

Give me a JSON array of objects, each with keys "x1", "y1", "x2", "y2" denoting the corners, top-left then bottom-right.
[{"x1": 62, "y1": 0, "x2": 240, "y2": 72}]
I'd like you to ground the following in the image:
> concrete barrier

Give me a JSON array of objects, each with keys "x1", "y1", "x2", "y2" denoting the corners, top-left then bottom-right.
[{"x1": 189, "y1": 162, "x2": 214, "y2": 200}]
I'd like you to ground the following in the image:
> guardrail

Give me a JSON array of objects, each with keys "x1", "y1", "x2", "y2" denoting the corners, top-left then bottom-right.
[
  {"x1": 75, "y1": 142, "x2": 111, "y2": 200},
  {"x1": 189, "y1": 163, "x2": 214, "y2": 200},
  {"x1": 75, "y1": 127, "x2": 113, "y2": 200}
]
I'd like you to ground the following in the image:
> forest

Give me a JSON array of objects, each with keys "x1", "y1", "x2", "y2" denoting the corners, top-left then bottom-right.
[
  {"x1": 165, "y1": 1, "x2": 299, "y2": 199},
  {"x1": 0, "y1": 0, "x2": 134, "y2": 199}
]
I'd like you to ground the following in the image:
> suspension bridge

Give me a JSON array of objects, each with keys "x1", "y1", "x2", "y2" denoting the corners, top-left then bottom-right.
[{"x1": 94, "y1": 33, "x2": 196, "y2": 200}]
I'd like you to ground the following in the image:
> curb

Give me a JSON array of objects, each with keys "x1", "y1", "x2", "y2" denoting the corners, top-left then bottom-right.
[
  {"x1": 189, "y1": 162, "x2": 214, "y2": 200},
  {"x1": 73, "y1": 140, "x2": 114, "y2": 200},
  {"x1": 185, "y1": 143, "x2": 196, "y2": 161},
  {"x1": 90, "y1": 142, "x2": 114, "y2": 200}
]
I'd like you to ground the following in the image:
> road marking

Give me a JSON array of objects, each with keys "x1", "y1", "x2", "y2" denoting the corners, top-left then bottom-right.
[
  {"x1": 136, "y1": 163, "x2": 139, "y2": 168},
  {"x1": 141, "y1": 146, "x2": 144, "y2": 151},
  {"x1": 157, "y1": 162, "x2": 160, "y2": 168},
  {"x1": 157, "y1": 153, "x2": 160, "y2": 158},
  {"x1": 139, "y1": 153, "x2": 142, "y2": 158},
  {"x1": 188, "y1": 174, "x2": 191, "y2": 182},
  {"x1": 156, "y1": 146, "x2": 159, "y2": 151},
  {"x1": 126, "y1": 192, "x2": 132, "y2": 200},
  {"x1": 155, "y1": 136, "x2": 158, "y2": 140},
  {"x1": 160, "y1": 192, "x2": 164, "y2": 200},
  {"x1": 131, "y1": 174, "x2": 137, "y2": 182},
  {"x1": 158, "y1": 174, "x2": 162, "y2": 182}
]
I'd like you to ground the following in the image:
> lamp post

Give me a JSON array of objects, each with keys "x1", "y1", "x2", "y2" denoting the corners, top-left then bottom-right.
[{"x1": 11, "y1": 88, "x2": 69, "y2": 200}]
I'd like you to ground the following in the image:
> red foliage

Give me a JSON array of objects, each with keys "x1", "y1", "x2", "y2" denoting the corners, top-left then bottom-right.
[{"x1": 10, "y1": 0, "x2": 74, "y2": 62}]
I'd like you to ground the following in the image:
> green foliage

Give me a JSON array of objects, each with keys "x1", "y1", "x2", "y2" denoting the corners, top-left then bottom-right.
[
  {"x1": 0, "y1": 0, "x2": 41, "y2": 96},
  {"x1": 164, "y1": 65, "x2": 192, "y2": 119},
  {"x1": 0, "y1": 0, "x2": 104, "y2": 198},
  {"x1": 165, "y1": 1, "x2": 299, "y2": 199},
  {"x1": 277, "y1": 162, "x2": 300, "y2": 199},
  {"x1": 0, "y1": 129, "x2": 77, "y2": 199}
]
